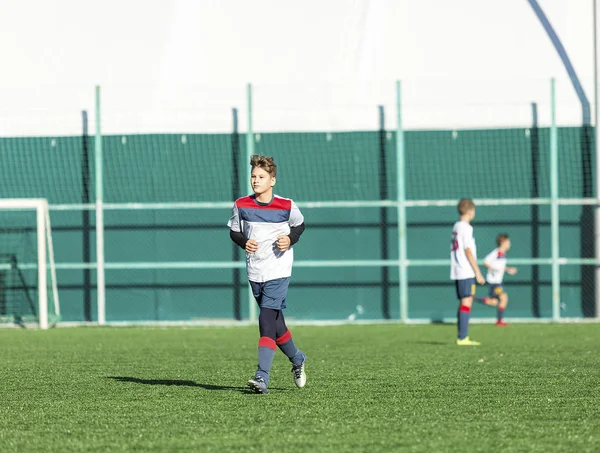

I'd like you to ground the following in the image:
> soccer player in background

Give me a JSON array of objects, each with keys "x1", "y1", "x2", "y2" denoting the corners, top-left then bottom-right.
[
  {"x1": 451, "y1": 198, "x2": 486, "y2": 346},
  {"x1": 227, "y1": 155, "x2": 307, "y2": 394},
  {"x1": 480, "y1": 234, "x2": 517, "y2": 327}
]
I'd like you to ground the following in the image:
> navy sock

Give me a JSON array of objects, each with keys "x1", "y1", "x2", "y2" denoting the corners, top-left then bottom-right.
[
  {"x1": 457, "y1": 305, "x2": 471, "y2": 340},
  {"x1": 256, "y1": 337, "x2": 276, "y2": 384},
  {"x1": 276, "y1": 330, "x2": 304, "y2": 366},
  {"x1": 497, "y1": 308, "x2": 505, "y2": 321}
]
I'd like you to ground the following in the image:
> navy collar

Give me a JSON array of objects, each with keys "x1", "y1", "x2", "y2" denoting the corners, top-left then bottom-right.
[{"x1": 252, "y1": 194, "x2": 274, "y2": 207}]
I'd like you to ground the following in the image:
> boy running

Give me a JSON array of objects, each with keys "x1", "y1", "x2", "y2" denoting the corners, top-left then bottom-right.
[
  {"x1": 227, "y1": 155, "x2": 307, "y2": 394},
  {"x1": 480, "y1": 234, "x2": 517, "y2": 326},
  {"x1": 451, "y1": 198, "x2": 486, "y2": 346}
]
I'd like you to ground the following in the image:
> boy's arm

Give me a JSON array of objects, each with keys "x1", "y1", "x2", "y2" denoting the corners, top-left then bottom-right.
[
  {"x1": 276, "y1": 202, "x2": 305, "y2": 252},
  {"x1": 230, "y1": 230, "x2": 247, "y2": 249},
  {"x1": 289, "y1": 201, "x2": 304, "y2": 228},
  {"x1": 230, "y1": 229, "x2": 258, "y2": 253},
  {"x1": 276, "y1": 222, "x2": 305, "y2": 251},
  {"x1": 465, "y1": 248, "x2": 485, "y2": 284},
  {"x1": 483, "y1": 250, "x2": 497, "y2": 271},
  {"x1": 288, "y1": 222, "x2": 305, "y2": 246},
  {"x1": 227, "y1": 202, "x2": 257, "y2": 253}
]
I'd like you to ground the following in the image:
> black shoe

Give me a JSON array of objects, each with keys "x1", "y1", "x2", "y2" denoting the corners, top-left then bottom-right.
[{"x1": 247, "y1": 376, "x2": 268, "y2": 394}]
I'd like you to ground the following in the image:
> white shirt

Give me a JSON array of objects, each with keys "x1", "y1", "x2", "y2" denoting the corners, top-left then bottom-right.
[
  {"x1": 484, "y1": 248, "x2": 507, "y2": 284},
  {"x1": 450, "y1": 220, "x2": 477, "y2": 280},
  {"x1": 227, "y1": 194, "x2": 304, "y2": 283}
]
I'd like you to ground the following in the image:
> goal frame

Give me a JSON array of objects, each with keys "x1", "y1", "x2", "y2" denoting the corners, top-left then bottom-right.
[{"x1": 0, "y1": 199, "x2": 60, "y2": 329}]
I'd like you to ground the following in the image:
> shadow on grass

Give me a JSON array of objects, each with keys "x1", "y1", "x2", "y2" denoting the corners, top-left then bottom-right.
[
  {"x1": 410, "y1": 341, "x2": 452, "y2": 346},
  {"x1": 107, "y1": 376, "x2": 288, "y2": 393}
]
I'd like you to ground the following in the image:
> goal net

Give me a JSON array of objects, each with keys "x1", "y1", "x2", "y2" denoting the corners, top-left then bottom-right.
[{"x1": 0, "y1": 199, "x2": 59, "y2": 329}]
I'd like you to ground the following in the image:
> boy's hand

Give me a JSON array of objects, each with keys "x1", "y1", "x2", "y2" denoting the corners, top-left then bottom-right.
[
  {"x1": 276, "y1": 235, "x2": 291, "y2": 251},
  {"x1": 476, "y1": 272, "x2": 485, "y2": 285},
  {"x1": 245, "y1": 239, "x2": 259, "y2": 254},
  {"x1": 506, "y1": 267, "x2": 517, "y2": 275}
]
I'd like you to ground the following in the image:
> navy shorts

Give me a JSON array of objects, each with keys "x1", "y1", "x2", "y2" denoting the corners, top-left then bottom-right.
[
  {"x1": 455, "y1": 278, "x2": 476, "y2": 300},
  {"x1": 249, "y1": 277, "x2": 290, "y2": 310},
  {"x1": 488, "y1": 283, "x2": 504, "y2": 298}
]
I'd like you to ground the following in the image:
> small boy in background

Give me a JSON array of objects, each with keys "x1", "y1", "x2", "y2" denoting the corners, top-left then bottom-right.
[
  {"x1": 450, "y1": 198, "x2": 486, "y2": 346},
  {"x1": 481, "y1": 234, "x2": 517, "y2": 327}
]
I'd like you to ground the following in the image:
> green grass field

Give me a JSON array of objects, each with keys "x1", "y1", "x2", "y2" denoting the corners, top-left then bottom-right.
[{"x1": 0, "y1": 324, "x2": 598, "y2": 452}]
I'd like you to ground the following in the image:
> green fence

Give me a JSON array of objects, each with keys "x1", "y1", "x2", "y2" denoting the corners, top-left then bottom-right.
[{"x1": 0, "y1": 123, "x2": 596, "y2": 323}]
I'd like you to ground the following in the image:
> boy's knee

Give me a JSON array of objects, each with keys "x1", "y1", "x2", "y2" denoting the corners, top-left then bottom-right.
[
  {"x1": 259, "y1": 308, "x2": 278, "y2": 339},
  {"x1": 275, "y1": 312, "x2": 287, "y2": 335},
  {"x1": 460, "y1": 297, "x2": 473, "y2": 308}
]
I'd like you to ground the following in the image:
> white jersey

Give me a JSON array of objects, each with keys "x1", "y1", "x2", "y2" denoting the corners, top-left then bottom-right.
[
  {"x1": 450, "y1": 221, "x2": 477, "y2": 280},
  {"x1": 227, "y1": 194, "x2": 304, "y2": 283},
  {"x1": 484, "y1": 248, "x2": 507, "y2": 284}
]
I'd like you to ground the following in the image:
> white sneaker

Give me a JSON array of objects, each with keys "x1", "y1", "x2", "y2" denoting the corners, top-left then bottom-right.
[{"x1": 291, "y1": 354, "x2": 307, "y2": 388}]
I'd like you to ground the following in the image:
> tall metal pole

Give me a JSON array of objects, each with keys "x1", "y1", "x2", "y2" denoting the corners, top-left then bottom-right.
[
  {"x1": 396, "y1": 81, "x2": 408, "y2": 322},
  {"x1": 36, "y1": 204, "x2": 48, "y2": 330},
  {"x1": 81, "y1": 110, "x2": 92, "y2": 322},
  {"x1": 594, "y1": 0, "x2": 600, "y2": 318},
  {"x1": 95, "y1": 86, "x2": 106, "y2": 325},
  {"x1": 231, "y1": 108, "x2": 242, "y2": 321},
  {"x1": 550, "y1": 78, "x2": 560, "y2": 321},
  {"x1": 378, "y1": 105, "x2": 390, "y2": 319},
  {"x1": 246, "y1": 83, "x2": 257, "y2": 323}
]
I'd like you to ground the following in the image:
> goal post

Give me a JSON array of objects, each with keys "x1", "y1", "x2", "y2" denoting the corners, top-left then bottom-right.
[{"x1": 0, "y1": 198, "x2": 60, "y2": 329}]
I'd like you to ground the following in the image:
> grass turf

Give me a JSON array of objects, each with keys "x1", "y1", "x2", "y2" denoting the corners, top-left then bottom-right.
[{"x1": 0, "y1": 324, "x2": 598, "y2": 452}]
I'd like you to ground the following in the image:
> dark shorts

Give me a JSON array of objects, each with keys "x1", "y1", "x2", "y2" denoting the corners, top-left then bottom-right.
[
  {"x1": 455, "y1": 278, "x2": 476, "y2": 300},
  {"x1": 488, "y1": 283, "x2": 504, "y2": 298},
  {"x1": 249, "y1": 277, "x2": 290, "y2": 310}
]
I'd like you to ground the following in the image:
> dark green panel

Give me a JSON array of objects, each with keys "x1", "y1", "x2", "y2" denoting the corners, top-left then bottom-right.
[
  {"x1": 103, "y1": 134, "x2": 234, "y2": 203},
  {"x1": 0, "y1": 126, "x2": 596, "y2": 322},
  {"x1": 0, "y1": 136, "x2": 91, "y2": 204},
  {"x1": 405, "y1": 128, "x2": 539, "y2": 199},
  {"x1": 256, "y1": 131, "x2": 395, "y2": 202}
]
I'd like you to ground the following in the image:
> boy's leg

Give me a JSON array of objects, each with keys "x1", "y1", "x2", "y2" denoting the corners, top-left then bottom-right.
[
  {"x1": 457, "y1": 296, "x2": 473, "y2": 340},
  {"x1": 496, "y1": 292, "x2": 509, "y2": 326},
  {"x1": 276, "y1": 311, "x2": 307, "y2": 388},
  {"x1": 275, "y1": 311, "x2": 305, "y2": 366},
  {"x1": 249, "y1": 277, "x2": 291, "y2": 392},
  {"x1": 474, "y1": 296, "x2": 498, "y2": 307},
  {"x1": 254, "y1": 307, "x2": 278, "y2": 386},
  {"x1": 455, "y1": 278, "x2": 480, "y2": 345},
  {"x1": 246, "y1": 281, "x2": 273, "y2": 393},
  {"x1": 475, "y1": 284, "x2": 499, "y2": 306}
]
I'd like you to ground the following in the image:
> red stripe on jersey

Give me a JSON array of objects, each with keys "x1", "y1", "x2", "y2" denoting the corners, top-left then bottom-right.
[
  {"x1": 276, "y1": 330, "x2": 292, "y2": 345},
  {"x1": 236, "y1": 196, "x2": 291, "y2": 211},
  {"x1": 258, "y1": 336, "x2": 276, "y2": 350},
  {"x1": 267, "y1": 197, "x2": 292, "y2": 210},
  {"x1": 497, "y1": 251, "x2": 506, "y2": 258},
  {"x1": 235, "y1": 196, "x2": 257, "y2": 209}
]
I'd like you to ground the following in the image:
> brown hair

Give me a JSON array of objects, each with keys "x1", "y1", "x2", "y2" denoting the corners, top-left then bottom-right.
[
  {"x1": 496, "y1": 233, "x2": 509, "y2": 246},
  {"x1": 457, "y1": 198, "x2": 475, "y2": 215},
  {"x1": 250, "y1": 155, "x2": 277, "y2": 177}
]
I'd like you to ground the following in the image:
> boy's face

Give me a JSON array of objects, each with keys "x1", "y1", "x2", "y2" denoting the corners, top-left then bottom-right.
[
  {"x1": 251, "y1": 166, "x2": 275, "y2": 196},
  {"x1": 466, "y1": 208, "x2": 475, "y2": 221},
  {"x1": 500, "y1": 239, "x2": 511, "y2": 251}
]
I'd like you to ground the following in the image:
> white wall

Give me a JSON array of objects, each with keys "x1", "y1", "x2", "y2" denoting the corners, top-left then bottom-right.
[{"x1": 0, "y1": 0, "x2": 595, "y2": 134}]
